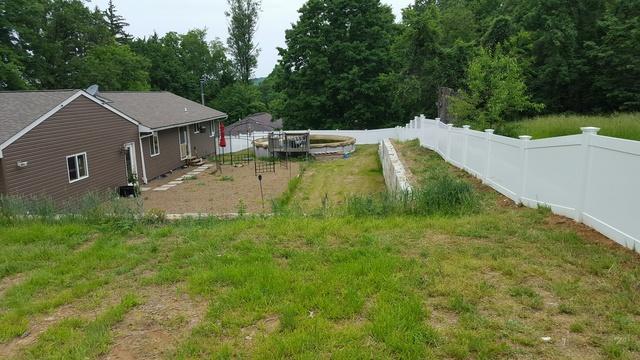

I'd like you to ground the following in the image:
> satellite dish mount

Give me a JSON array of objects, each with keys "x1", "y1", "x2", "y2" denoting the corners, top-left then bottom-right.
[{"x1": 86, "y1": 84, "x2": 100, "y2": 96}]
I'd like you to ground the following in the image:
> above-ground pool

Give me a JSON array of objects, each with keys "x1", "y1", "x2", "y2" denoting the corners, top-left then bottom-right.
[{"x1": 254, "y1": 134, "x2": 356, "y2": 157}]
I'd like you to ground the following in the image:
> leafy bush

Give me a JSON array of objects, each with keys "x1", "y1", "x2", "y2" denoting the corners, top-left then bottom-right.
[{"x1": 451, "y1": 48, "x2": 543, "y2": 130}]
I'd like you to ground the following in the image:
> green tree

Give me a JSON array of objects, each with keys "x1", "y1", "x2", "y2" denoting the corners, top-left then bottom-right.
[
  {"x1": 212, "y1": 83, "x2": 266, "y2": 122},
  {"x1": 278, "y1": 0, "x2": 397, "y2": 129},
  {"x1": 225, "y1": 0, "x2": 261, "y2": 83},
  {"x1": 451, "y1": 49, "x2": 543, "y2": 130},
  {"x1": 74, "y1": 43, "x2": 150, "y2": 90},
  {"x1": 103, "y1": 0, "x2": 131, "y2": 44},
  {"x1": 131, "y1": 30, "x2": 234, "y2": 101},
  {"x1": 481, "y1": 16, "x2": 515, "y2": 51},
  {"x1": 588, "y1": 0, "x2": 640, "y2": 111},
  {"x1": 259, "y1": 66, "x2": 287, "y2": 118},
  {"x1": 2, "y1": 0, "x2": 112, "y2": 88},
  {"x1": 390, "y1": 3, "x2": 443, "y2": 119},
  {"x1": 514, "y1": 0, "x2": 606, "y2": 112}
]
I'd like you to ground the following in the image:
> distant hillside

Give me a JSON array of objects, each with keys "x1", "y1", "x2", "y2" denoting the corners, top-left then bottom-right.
[{"x1": 250, "y1": 77, "x2": 266, "y2": 85}]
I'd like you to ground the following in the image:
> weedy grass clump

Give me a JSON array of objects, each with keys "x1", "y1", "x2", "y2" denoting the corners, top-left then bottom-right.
[
  {"x1": 345, "y1": 173, "x2": 479, "y2": 217},
  {"x1": 0, "y1": 191, "x2": 142, "y2": 231}
]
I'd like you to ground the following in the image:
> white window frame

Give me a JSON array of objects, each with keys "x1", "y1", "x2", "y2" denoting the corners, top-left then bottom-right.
[
  {"x1": 193, "y1": 124, "x2": 201, "y2": 134},
  {"x1": 209, "y1": 120, "x2": 215, "y2": 137},
  {"x1": 66, "y1": 152, "x2": 89, "y2": 183},
  {"x1": 150, "y1": 132, "x2": 160, "y2": 157}
]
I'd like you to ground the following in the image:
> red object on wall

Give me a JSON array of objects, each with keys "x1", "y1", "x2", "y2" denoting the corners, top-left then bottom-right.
[{"x1": 218, "y1": 122, "x2": 226, "y2": 148}]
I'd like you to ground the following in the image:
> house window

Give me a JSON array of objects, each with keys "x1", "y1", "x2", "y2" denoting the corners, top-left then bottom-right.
[
  {"x1": 66, "y1": 152, "x2": 89, "y2": 183},
  {"x1": 150, "y1": 132, "x2": 160, "y2": 156},
  {"x1": 193, "y1": 124, "x2": 201, "y2": 134},
  {"x1": 209, "y1": 120, "x2": 215, "y2": 137}
]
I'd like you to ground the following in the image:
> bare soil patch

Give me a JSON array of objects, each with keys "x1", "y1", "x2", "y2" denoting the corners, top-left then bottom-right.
[
  {"x1": 0, "y1": 284, "x2": 125, "y2": 359},
  {"x1": 0, "y1": 273, "x2": 27, "y2": 299},
  {"x1": 142, "y1": 162, "x2": 300, "y2": 215},
  {"x1": 240, "y1": 316, "x2": 280, "y2": 342},
  {"x1": 103, "y1": 285, "x2": 207, "y2": 360}
]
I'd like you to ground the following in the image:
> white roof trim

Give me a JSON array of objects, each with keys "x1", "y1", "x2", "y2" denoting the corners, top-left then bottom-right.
[{"x1": 0, "y1": 90, "x2": 146, "y2": 158}]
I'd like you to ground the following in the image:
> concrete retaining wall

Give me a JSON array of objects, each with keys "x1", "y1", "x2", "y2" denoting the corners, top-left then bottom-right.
[{"x1": 379, "y1": 139, "x2": 412, "y2": 193}]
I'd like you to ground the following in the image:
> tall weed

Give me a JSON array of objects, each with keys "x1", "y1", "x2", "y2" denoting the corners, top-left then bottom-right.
[{"x1": 345, "y1": 174, "x2": 479, "y2": 217}]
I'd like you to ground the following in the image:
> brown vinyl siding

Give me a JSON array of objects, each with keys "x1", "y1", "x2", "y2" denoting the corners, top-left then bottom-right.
[
  {"x1": 141, "y1": 123, "x2": 216, "y2": 181},
  {"x1": 189, "y1": 122, "x2": 215, "y2": 158},
  {"x1": 0, "y1": 159, "x2": 6, "y2": 194},
  {"x1": 1, "y1": 96, "x2": 142, "y2": 203},
  {"x1": 142, "y1": 127, "x2": 183, "y2": 181}
]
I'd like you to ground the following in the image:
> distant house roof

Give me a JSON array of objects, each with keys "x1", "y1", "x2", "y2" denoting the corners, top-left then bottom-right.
[
  {"x1": 0, "y1": 90, "x2": 79, "y2": 146},
  {"x1": 98, "y1": 91, "x2": 227, "y2": 130},
  {"x1": 226, "y1": 112, "x2": 283, "y2": 135}
]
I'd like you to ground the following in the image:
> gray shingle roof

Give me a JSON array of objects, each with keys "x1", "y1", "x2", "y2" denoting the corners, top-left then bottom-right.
[
  {"x1": 226, "y1": 112, "x2": 283, "y2": 135},
  {"x1": 98, "y1": 92, "x2": 227, "y2": 130},
  {"x1": 0, "y1": 90, "x2": 227, "y2": 149},
  {"x1": 0, "y1": 90, "x2": 80, "y2": 146}
]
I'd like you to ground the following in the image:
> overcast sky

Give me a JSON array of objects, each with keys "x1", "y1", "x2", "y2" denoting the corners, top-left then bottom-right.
[{"x1": 89, "y1": 0, "x2": 413, "y2": 77}]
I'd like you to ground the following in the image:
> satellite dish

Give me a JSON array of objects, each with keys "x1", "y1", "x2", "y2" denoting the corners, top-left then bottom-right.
[{"x1": 86, "y1": 84, "x2": 99, "y2": 96}]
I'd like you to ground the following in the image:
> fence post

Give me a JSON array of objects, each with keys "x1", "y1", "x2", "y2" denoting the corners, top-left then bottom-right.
[
  {"x1": 518, "y1": 135, "x2": 532, "y2": 205},
  {"x1": 434, "y1": 118, "x2": 443, "y2": 155},
  {"x1": 576, "y1": 127, "x2": 600, "y2": 222},
  {"x1": 462, "y1": 125, "x2": 471, "y2": 170},
  {"x1": 446, "y1": 123, "x2": 453, "y2": 161},
  {"x1": 483, "y1": 129, "x2": 495, "y2": 184}
]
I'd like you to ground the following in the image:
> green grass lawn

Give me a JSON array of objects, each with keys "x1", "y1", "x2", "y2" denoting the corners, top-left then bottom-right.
[
  {"x1": 291, "y1": 145, "x2": 385, "y2": 210},
  {"x1": 1, "y1": 141, "x2": 639, "y2": 359},
  {"x1": 506, "y1": 113, "x2": 640, "y2": 141}
]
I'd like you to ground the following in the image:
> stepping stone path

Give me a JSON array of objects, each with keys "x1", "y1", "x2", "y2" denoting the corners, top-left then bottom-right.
[{"x1": 151, "y1": 164, "x2": 212, "y2": 192}]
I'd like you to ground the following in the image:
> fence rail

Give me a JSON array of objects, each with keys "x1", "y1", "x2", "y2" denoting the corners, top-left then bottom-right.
[{"x1": 396, "y1": 115, "x2": 640, "y2": 253}]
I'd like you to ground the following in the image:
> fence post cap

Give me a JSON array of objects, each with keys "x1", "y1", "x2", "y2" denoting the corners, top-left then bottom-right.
[
  {"x1": 435, "y1": 117, "x2": 441, "y2": 122},
  {"x1": 519, "y1": 135, "x2": 532, "y2": 141},
  {"x1": 484, "y1": 129, "x2": 495, "y2": 134},
  {"x1": 580, "y1": 127, "x2": 600, "y2": 134},
  {"x1": 463, "y1": 125, "x2": 471, "y2": 130},
  {"x1": 447, "y1": 124, "x2": 453, "y2": 129}
]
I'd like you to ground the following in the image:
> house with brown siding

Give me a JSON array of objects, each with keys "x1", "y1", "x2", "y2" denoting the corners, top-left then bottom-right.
[
  {"x1": 0, "y1": 89, "x2": 227, "y2": 203},
  {"x1": 97, "y1": 92, "x2": 226, "y2": 181}
]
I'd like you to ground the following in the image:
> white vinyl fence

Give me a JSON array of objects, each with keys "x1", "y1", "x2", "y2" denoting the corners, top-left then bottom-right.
[
  {"x1": 395, "y1": 115, "x2": 640, "y2": 253},
  {"x1": 223, "y1": 128, "x2": 402, "y2": 154},
  {"x1": 227, "y1": 122, "x2": 639, "y2": 252}
]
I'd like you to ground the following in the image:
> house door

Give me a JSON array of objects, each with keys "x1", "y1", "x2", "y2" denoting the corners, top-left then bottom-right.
[
  {"x1": 179, "y1": 126, "x2": 190, "y2": 160},
  {"x1": 124, "y1": 142, "x2": 138, "y2": 185}
]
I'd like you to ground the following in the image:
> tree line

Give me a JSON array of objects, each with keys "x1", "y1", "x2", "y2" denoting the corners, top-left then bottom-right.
[
  {"x1": 1, "y1": 0, "x2": 269, "y2": 121},
  {"x1": 276, "y1": 0, "x2": 640, "y2": 130},
  {"x1": 2, "y1": 0, "x2": 638, "y2": 130}
]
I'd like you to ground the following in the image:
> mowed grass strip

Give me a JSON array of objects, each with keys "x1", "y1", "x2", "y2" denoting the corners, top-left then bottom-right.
[
  {"x1": 292, "y1": 144, "x2": 385, "y2": 210},
  {"x1": 0, "y1": 141, "x2": 639, "y2": 359}
]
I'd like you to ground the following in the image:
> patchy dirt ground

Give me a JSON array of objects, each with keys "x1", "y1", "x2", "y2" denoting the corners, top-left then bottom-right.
[
  {"x1": 103, "y1": 286, "x2": 207, "y2": 360},
  {"x1": 142, "y1": 162, "x2": 300, "y2": 215}
]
